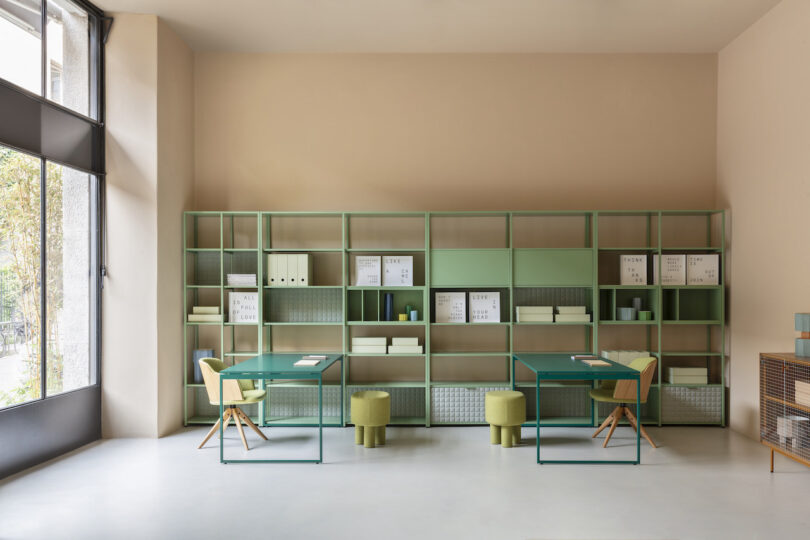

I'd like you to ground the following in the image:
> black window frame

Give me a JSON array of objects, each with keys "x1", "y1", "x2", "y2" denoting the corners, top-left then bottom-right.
[{"x1": 0, "y1": 0, "x2": 107, "y2": 479}]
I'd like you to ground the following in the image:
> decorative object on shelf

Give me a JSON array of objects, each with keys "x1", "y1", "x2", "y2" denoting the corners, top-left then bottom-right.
[
  {"x1": 351, "y1": 390, "x2": 391, "y2": 448},
  {"x1": 192, "y1": 349, "x2": 215, "y2": 383},
  {"x1": 632, "y1": 297, "x2": 643, "y2": 312},
  {"x1": 653, "y1": 254, "x2": 686, "y2": 285},
  {"x1": 796, "y1": 380, "x2": 810, "y2": 407},
  {"x1": 620, "y1": 254, "x2": 647, "y2": 285},
  {"x1": 469, "y1": 292, "x2": 500, "y2": 323},
  {"x1": 409, "y1": 309, "x2": 418, "y2": 321},
  {"x1": 435, "y1": 292, "x2": 466, "y2": 323},
  {"x1": 776, "y1": 416, "x2": 809, "y2": 450},
  {"x1": 398, "y1": 313, "x2": 408, "y2": 321},
  {"x1": 382, "y1": 255, "x2": 413, "y2": 286},
  {"x1": 555, "y1": 306, "x2": 591, "y2": 323},
  {"x1": 352, "y1": 337, "x2": 387, "y2": 354},
  {"x1": 485, "y1": 390, "x2": 526, "y2": 448},
  {"x1": 355, "y1": 255, "x2": 381, "y2": 286},
  {"x1": 638, "y1": 310, "x2": 652, "y2": 321},
  {"x1": 384, "y1": 292, "x2": 394, "y2": 321},
  {"x1": 617, "y1": 307, "x2": 637, "y2": 321},
  {"x1": 229, "y1": 292, "x2": 259, "y2": 323},
  {"x1": 516, "y1": 306, "x2": 553, "y2": 323},
  {"x1": 226, "y1": 273, "x2": 257, "y2": 287},
  {"x1": 795, "y1": 313, "x2": 810, "y2": 357},
  {"x1": 665, "y1": 367, "x2": 708, "y2": 385},
  {"x1": 686, "y1": 254, "x2": 719, "y2": 285}
]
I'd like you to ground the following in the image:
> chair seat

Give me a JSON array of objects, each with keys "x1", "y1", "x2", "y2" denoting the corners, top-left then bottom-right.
[
  {"x1": 210, "y1": 389, "x2": 267, "y2": 406},
  {"x1": 485, "y1": 390, "x2": 526, "y2": 426},
  {"x1": 589, "y1": 387, "x2": 646, "y2": 404}
]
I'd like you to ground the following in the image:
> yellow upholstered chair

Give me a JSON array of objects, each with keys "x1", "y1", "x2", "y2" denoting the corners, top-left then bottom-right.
[
  {"x1": 197, "y1": 358, "x2": 268, "y2": 451},
  {"x1": 351, "y1": 391, "x2": 391, "y2": 448},
  {"x1": 590, "y1": 356, "x2": 658, "y2": 448}
]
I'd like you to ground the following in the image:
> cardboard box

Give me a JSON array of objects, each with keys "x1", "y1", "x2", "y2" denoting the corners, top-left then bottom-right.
[
  {"x1": 620, "y1": 255, "x2": 647, "y2": 285},
  {"x1": 653, "y1": 254, "x2": 686, "y2": 285},
  {"x1": 687, "y1": 254, "x2": 719, "y2": 285}
]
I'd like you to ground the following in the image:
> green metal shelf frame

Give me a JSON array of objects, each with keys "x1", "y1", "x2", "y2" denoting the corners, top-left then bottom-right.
[{"x1": 183, "y1": 209, "x2": 726, "y2": 429}]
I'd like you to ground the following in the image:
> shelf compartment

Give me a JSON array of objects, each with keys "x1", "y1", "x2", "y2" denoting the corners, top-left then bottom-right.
[
  {"x1": 513, "y1": 324, "x2": 592, "y2": 355},
  {"x1": 348, "y1": 215, "x2": 426, "y2": 250},
  {"x1": 430, "y1": 324, "x2": 509, "y2": 355},
  {"x1": 676, "y1": 288, "x2": 722, "y2": 322},
  {"x1": 597, "y1": 213, "x2": 658, "y2": 250},
  {"x1": 511, "y1": 213, "x2": 592, "y2": 249},
  {"x1": 264, "y1": 384, "x2": 342, "y2": 423},
  {"x1": 263, "y1": 325, "x2": 343, "y2": 359},
  {"x1": 430, "y1": 355, "x2": 510, "y2": 383},
  {"x1": 263, "y1": 214, "x2": 343, "y2": 251},
  {"x1": 185, "y1": 251, "x2": 221, "y2": 287},
  {"x1": 185, "y1": 213, "x2": 221, "y2": 250},
  {"x1": 513, "y1": 249, "x2": 593, "y2": 287},
  {"x1": 222, "y1": 214, "x2": 259, "y2": 250},
  {"x1": 265, "y1": 251, "x2": 343, "y2": 287},
  {"x1": 661, "y1": 385, "x2": 722, "y2": 424},
  {"x1": 430, "y1": 249, "x2": 510, "y2": 287},
  {"x1": 348, "y1": 251, "x2": 426, "y2": 287},
  {"x1": 514, "y1": 286, "x2": 592, "y2": 321},
  {"x1": 224, "y1": 325, "x2": 259, "y2": 357},
  {"x1": 347, "y1": 386, "x2": 426, "y2": 421},
  {"x1": 660, "y1": 212, "x2": 723, "y2": 250},
  {"x1": 430, "y1": 214, "x2": 508, "y2": 249},
  {"x1": 265, "y1": 287, "x2": 342, "y2": 323},
  {"x1": 599, "y1": 287, "x2": 658, "y2": 322},
  {"x1": 347, "y1": 288, "x2": 424, "y2": 323},
  {"x1": 430, "y1": 287, "x2": 509, "y2": 323}
]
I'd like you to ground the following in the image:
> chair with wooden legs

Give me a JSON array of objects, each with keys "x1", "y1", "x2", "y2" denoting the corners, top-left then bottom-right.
[
  {"x1": 590, "y1": 356, "x2": 658, "y2": 449},
  {"x1": 197, "y1": 358, "x2": 268, "y2": 451}
]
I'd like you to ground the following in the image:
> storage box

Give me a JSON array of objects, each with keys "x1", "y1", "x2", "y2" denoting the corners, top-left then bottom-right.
[
  {"x1": 469, "y1": 292, "x2": 500, "y2": 323},
  {"x1": 517, "y1": 313, "x2": 554, "y2": 323},
  {"x1": 555, "y1": 313, "x2": 591, "y2": 323},
  {"x1": 382, "y1": 256, "x2": 413, "y2": 287},
  {"x1": 228, "y1": 292, "x2": 259, "y2": 323},
  {"x1": 391, "y1": 337, "x2": 419, "y2": 346},
  {"x1": 795, "y1": 381, "x2": 810, "y2": 407},
  {"x1": 665, "y1": 367, "x2": 708, "y2": 385},
  {"x1": 686, "y1": 254, "x2": 719, "y2": 285},
  {"x1": 777, "y1": 415, "x2": 810, "y2": 448},
  {"x1": 387, "y1": 345, "x2": 423, "y2": 354},
  {"x1": 653, "y1": 254, "x2": 686, "y2": 285},
  {"x1": 620, "y1": 255, "x2": 647, "y2": 285},
  {"x1": 557, "y1": 306, "x2": 586, "y2": 314}
]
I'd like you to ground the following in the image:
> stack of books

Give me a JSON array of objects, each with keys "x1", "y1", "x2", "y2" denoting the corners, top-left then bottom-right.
[
  {"x1": 555, "y1": 306, "x2": 591, "y2": 323},
  {"x1": 294, "y1": 354, "x2": 327, "y2": 367},
  {"x1": 665, "y1": 367, "x2": 708, "y2": 385},
  {"x1": 516, "y1": 306, "x2": 553, "y2": 323},
  {"x1": 188, "y1": 306, "x2": 222, "y2": 322},
  {"x1": 226, "y1": 273, "x2": 257, "y2": 287},
  {"x1": 388, "y1": 337, "x2": 422, "y2": 354},
  {"x1": 795, "y1": 381, "x2": 810, "y2": 407},
  {"x1": 352, "y1": 337, "x2": 387, "y2": 354}
]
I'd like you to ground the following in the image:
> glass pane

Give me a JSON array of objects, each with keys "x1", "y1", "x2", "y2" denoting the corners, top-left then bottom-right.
[
  {"x1": 0, "y1": 0, "x2": 43, "y2": 94},
  {"x1": 0, "y1": 145, "x2": 42, "y2": 408},
  {"x1": 46, "y1": 0, "x2": 89, "y2": 116},
  {"x1": 46, "y1": 161, "x2": 91, "y2": 396}
]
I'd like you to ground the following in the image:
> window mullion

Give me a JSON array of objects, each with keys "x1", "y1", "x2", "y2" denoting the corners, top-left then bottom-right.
[
  {"x1": 40, "y1": 158, "x2": 47, "y2": 400},
  {"x1": 41, "y1": 0, "x2": 48, "y2": 98}
]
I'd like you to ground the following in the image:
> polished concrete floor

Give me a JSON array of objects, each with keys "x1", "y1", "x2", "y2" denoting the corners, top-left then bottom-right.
[{"x1": 1, "y1": 425, "x2": 808, "y2": 539}]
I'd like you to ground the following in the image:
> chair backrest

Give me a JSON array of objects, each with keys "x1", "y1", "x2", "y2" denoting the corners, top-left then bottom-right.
[
  {"x1": 198, "y1": 358, "x2": 249, "y2": 404},
  {"x1": 613, "y1": 357, "x2": 657, "y2": 402}
]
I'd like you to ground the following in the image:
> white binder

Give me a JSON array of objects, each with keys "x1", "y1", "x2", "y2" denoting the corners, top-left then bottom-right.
[
  {"x1": 277, "y1": 254, "x2": 288, "y2": 287},
  {"x1": 287, "y1": 254, "x2": 298, "y2": 287}
]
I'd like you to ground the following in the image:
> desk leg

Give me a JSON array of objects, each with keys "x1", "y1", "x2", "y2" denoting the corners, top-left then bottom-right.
[
  {"x1": 340, "y1": 359, "x2": 344, "y2": 426},
  {"x1": 219, "y1": 376, "x2": 224, "y2": 464},
  {"x1": 536, "y1": 376, "x2": 541, "y2": 464},
  {"x1": 636, "y1": 374, "x2": 641, "y2": 465},
  {"x1": 318, "y1": 375, "x2": 323, "y2": 463}
]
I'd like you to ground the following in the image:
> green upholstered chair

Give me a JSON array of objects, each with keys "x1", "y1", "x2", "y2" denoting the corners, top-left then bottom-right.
[
  {"x1": 351, "y1": 391, "x2": 391, "y2": 448},
  {"x1": 590, "y1": 356, "x2": 658, "y2": 448},
  {"x1": 485, "y1": 390, "x2": 526, "y2": 448},
  {"x1": 197, "y1": 358, "x2": 268, "y2": 451}
]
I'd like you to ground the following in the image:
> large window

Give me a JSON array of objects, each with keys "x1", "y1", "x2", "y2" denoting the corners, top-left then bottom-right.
[{"x1": 0, "y1": 0, "x2": 102, "y2": 413}]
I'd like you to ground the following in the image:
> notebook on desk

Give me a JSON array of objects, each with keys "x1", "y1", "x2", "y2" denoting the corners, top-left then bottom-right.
[{"x1": 294, "y1": 355, "x2": 326, "y2": 367}]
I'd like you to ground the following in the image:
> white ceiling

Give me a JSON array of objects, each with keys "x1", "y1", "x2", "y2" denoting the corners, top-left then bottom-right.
[{"x1": 94, "y1": 0, "x2": 781, "y2": 53}]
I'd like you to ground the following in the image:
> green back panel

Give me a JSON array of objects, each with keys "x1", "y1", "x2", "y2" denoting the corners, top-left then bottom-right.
[
  {"x1": 430, "y1": 249, "x2": 510, "y2": 287},
  {"x1": 513, "y1": 249, "x2": 593, "y2": 286}
]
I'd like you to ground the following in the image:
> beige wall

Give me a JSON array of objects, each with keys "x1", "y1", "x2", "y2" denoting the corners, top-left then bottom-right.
[
  {"x1": 104, "y1": 14, "x2": 194, "y2": 437},
  {"x1": 156, "y1": 20, "x2": 195, "y2": 437},
  {"x1": 717, "y1": 0, "x2": 810, "y2": 438},
  {"x1": 104, "y1": 13, "x2": 159, "y2": 437},
  {"x1": 194, "y1": 54, "x2": 718, "y2": 211}
]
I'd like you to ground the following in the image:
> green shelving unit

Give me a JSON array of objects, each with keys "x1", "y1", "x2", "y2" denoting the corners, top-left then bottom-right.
[{"x1": 183, "y1": 210, "x2": 726, "y2": 428}]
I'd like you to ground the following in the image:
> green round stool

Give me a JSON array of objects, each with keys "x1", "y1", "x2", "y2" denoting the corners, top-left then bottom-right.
[
  {"x1": 351, "y1": 391, "x2": 391, "y2": 448},
  {"x1": 485, "y1": 390, "x2": 526, "y2": 448}
]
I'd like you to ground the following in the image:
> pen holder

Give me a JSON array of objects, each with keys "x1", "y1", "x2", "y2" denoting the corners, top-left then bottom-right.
[{"x1": 410, "y1": 310, "x2": 418, "y2": 321}]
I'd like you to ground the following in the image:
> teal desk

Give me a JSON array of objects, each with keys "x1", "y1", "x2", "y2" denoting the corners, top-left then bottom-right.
[
  {"x1": 219, "y1": 353, "x2": 344, "y2": 464},
  {"x1": 512, "y1": 353, "x2": 641, "y2": 465}
]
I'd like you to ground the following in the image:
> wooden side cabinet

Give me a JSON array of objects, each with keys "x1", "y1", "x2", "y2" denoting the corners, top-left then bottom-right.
[{"x1": 760, "y1": 353, "x2": 810, "y2": 471}]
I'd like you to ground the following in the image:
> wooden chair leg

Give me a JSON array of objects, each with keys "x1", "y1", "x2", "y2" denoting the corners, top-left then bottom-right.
[
  {"x1": 198, "y1": 410, "x2": 228, "y2": 449},
  {"x1": 237, "y1": 408, "x2": 268, "y2": 440},
  {"x1": 233, "y1": 409, "x2": 249, "y2": 451},
  {"x1": 623, "y1": 407, "x2": 656, "y2": 448},
  {"x1": 603, "y1": 406, "x2": 623, "y2": 448},
  {"x1": 624, "y1": 407, "x2": 638, "y2": 431},
  {"x1": 593, "y1": 407, "x2": 617, "y2": 438},
  {"x1": 220, "y1": 408, "x2": 232, "y2": 437}
]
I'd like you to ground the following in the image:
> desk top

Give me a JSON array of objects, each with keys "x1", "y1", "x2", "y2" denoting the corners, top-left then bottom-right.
[
  {"x1": 221, "y1": 353, "x2": 343, "y2": 377},
  {"x1": 513, "y1": 353, "x2": 639, "y2": 380}
]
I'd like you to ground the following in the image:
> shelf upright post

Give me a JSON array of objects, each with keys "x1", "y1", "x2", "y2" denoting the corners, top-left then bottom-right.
[
  {"x1": 656, "y1": 211, "x2": 663, "y2": 426},
  {"x1": 591, "y1": 211, "x2": 599, "y2": 427},
  {"x1": 720, "y1": 210, "x2": 726, "y2": 426},
  {"x1": 342, "y1": 212, "x2": 348, "y2": 425},
  {"x1": 182, "y1": 213, "x2": 188, "y2": 425},
  {"x1": 424, "y1": 212, "x2": 431, "y2": 427},
  {"x1": 257, "y1": 212, "x2": 265, "y2": 426},
  {"x1": 507, "y1": 212, "x2": 513, "y2": 390}
]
